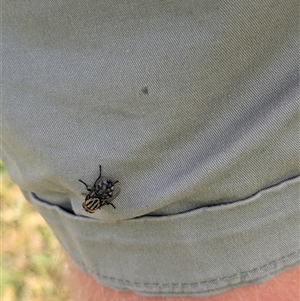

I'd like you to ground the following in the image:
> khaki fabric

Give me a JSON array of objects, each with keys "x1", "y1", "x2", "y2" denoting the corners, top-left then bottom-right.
[{"x1": 2, "y1": 0, "x2": 299, "y2": 296}]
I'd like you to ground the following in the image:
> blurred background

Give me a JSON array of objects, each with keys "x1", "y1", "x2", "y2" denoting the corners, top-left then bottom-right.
[{"x1": 1, "y1": 161, "x2": 73, "y2": 301}]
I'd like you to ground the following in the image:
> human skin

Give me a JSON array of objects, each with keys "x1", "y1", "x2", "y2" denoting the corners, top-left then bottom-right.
[{"x1": 66, "y1": 258, "x2": 299, "y2": 301}]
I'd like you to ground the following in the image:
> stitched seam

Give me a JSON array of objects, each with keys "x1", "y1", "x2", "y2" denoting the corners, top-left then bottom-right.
[
  {"x1": 197, "y1": 174, "x2": 300, "y2": 210},
  {"x1": 74, "y1": 250, "x2": 299, "y2": 290}
]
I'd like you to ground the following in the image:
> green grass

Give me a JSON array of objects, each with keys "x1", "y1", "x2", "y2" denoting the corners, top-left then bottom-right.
[{"x1": 1, "y1": 161, "x2": 73, "y2": 301}]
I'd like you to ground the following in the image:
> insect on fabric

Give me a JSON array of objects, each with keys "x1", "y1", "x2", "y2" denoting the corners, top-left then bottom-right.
[{"x1": 79, "y1": 165, "x2": 120, "y2": 214}]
